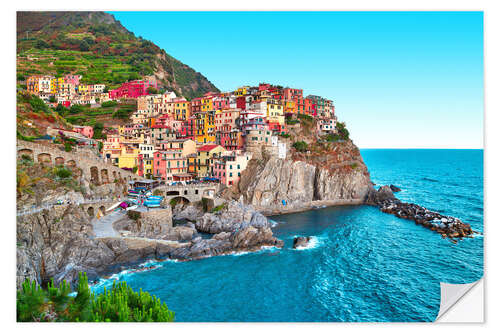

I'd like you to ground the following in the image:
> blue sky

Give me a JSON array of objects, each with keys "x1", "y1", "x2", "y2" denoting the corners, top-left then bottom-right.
[{"x1": 110, "y1": 11, "x2": 483, "y2": 148}]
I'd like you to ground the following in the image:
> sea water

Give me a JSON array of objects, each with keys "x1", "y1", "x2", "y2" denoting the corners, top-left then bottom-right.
[{"x1": 91, "y1": 149, "x2": 483, "y2": 322}]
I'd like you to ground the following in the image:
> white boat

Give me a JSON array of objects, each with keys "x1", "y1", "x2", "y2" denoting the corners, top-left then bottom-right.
[
  {"x1": 126, "y1": 205, "x2": 138, "y2": 211},
  {"x1": 106, "y1": 202, "x2": 121, "y2": 212}
]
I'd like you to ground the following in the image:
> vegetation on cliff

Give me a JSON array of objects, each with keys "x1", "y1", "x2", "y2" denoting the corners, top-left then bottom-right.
[
  {"x1": 17, "y1": 273, "x2": 175, "y2": 322},
  {"x1": 16, "y1": 11, "x2": 219, "y2": 99}
]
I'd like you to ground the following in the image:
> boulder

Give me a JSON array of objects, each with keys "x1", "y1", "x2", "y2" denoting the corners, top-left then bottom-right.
[
  {"x1": 390, "y1": 185, "x2": 402, "y2": 192},
  {"x1": 293, "y1": 236, "x2": 312, "y2": 249}
]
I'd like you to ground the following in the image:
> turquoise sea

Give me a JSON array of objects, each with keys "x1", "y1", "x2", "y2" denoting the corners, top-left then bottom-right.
[{"x1": 91, "y1": 149, "x2": 484, "y2": 322}]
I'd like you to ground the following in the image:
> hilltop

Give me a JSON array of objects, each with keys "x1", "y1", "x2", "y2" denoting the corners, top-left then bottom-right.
[{"x1": 16, "y1": 11, "x2": 219, "y2": 99}]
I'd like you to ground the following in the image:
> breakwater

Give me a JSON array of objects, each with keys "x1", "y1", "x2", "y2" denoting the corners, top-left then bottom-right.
[{"x1": 371, "y1": 186, "x2": 477, "y2": 242}]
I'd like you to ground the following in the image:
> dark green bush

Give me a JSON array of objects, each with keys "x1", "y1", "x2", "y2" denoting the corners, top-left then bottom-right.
[
  {"x1": 292, "y1": 141, "x2": 308, "y2": 152},
  {"x1": 127, "y1": 210, "x2": 141, "y2": 221},
  {"x1": 17, "y1": 273, "x2": 175, "y2": 322},
  {"x1": 64, "y1": 142, "x2": 73, "y2": 152}
]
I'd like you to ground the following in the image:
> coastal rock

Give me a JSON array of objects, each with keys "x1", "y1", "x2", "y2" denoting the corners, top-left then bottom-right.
[
  {"x1": 228, "y1": 140, "x2": 373, "y2": 213},
  {"x1": 163, "y1": 225, "x2": 198, "y2": 241},
  {"x1": 195, "y1": 200, "x2": 269, "y2": 234},
  {"x1": 113, "y1": 208, "x2": 173, "y2": 239},
  {"x1": 293, "y1": 236, "x2": 312, "y2": 249},
  {"x1": 390, "y1": 185, "x2": 402, "y2": 192},
  {"x1": 16, "y1": 205, "x2": 115, "y2": 288},
  {"x1": 172, "y1": 204, "x2": 204, "y2": 221}
]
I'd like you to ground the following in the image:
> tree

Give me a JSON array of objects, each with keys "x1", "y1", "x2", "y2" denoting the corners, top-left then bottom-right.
[
  {"x1": 93, "y1": 122, "x2": 105, "y2": 139},
  {"x1": 336, "y1": 122, "x2": 350, "y2": 140},
  {"x1": 69, "y1": 104, "x2": 84, "y2": 114},
  {"x1": 147, "y1": 86, "x2": 159, "y2": 95},
  {"x1": 49, "y1": 96, "x2": 56, "y2": 103},
  {"x1": 79, "y1": 40, "x2": 90, "y2": 52},
  {"x1": 17, "y1": 273, "x2": 175, "y2": 322},
  {"x1": 292, "y1": 141, "x2": 308, "y2": 152}
]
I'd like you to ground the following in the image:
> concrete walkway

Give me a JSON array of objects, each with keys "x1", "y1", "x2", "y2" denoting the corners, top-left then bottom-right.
[{"x1": 92, "y1": 210, "x2": 126, "y2": 238}]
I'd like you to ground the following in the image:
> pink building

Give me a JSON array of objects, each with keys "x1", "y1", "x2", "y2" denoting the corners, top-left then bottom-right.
[
  {"x1": 64, "y1": 74, "x2": 81, "y2": 86},
  {"x1": 109, "y1": 79, "x2": 157, "y2": 99},
  {"x1": 72, "y1": 125, "x2": 94, "y2": 138}
]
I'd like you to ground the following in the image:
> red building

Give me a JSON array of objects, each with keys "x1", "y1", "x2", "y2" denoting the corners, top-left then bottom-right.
[
  {"x1": 177, "y1": 117, "x2": 197, "y2": 141},
  {"x1": 284, "y1": 87, "x2": 303, "y2": 100},
  {"x1": 236, "y1": 96, "x2": 246, "y2": 110},
  {"x1": 109, "y1": 79, "x2": 157, "y2": 99}
]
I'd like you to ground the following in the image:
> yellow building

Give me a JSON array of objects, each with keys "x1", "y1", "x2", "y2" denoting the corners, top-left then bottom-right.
[
  {"x1": 195, "y1": 111, "x2": 216, "y2": 144},
  {"x1": 283, "y1": 100, "x2": 296, "y2": 115},
  {"x1": 77, "y1": 84, "x2": 90, "y2": 96},
  {"x1": 267, "y1": 99, "x2": 285, "y2": 125},
  {"x1": 118, "y1": 146, "x2": 140, "y2": 172},
  {"x1": 201, "y1": 96, "x2": 214, "y2": 112},
  {"x1": 26, "y1": 76, "x2": 39, "y2": 94},
  {"x1": 235, "y1": 86, "x2": 248, "y2": 96},
  {"x1": 174, "y1": 100, "x2": 191, "y2": 120},
  {"x1": 195, "y1": 144, "x2": 226, "y2": 177},
  {"x1": 50, "y1": 77, "x2": 65, "y2": 95}
]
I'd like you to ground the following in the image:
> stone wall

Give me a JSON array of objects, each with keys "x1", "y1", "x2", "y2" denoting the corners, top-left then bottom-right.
[{"x1": 17, "y1": 140, "x2": 143, "y2": 185}]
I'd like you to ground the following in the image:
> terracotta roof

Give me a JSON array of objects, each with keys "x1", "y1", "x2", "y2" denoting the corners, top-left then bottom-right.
[{"x1": 198, "y1": 144, "x2": 220, "y2": 152}]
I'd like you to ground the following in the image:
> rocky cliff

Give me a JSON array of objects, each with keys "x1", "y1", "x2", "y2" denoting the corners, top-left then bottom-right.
[
  {"x1": 227, "y1": 140, "x2": 373, "y2": 214},
  {"x1": 16, "y1": 205, "x2": 115, "y2": 288},
  {"x1": 17, "y1": 200, "x2": 283, "y2": 289}
]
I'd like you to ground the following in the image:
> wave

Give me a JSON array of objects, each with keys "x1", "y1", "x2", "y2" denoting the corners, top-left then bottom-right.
[
  {"x1": 421, "y1": 177, "x2": 439, "y2": 183},
  {"x1": 294, "y1": 236, "x2": 325, "y2": 251}
]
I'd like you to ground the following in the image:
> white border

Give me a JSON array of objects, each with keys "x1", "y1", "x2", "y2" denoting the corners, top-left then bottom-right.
[{"x1": 2, "y1": 0, "x2": 497, "y2": 331}]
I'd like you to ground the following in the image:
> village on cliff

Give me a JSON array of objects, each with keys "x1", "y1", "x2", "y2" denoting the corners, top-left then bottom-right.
[{"x1": 24, "y1": 74, "x2": 339, "y2": 187}]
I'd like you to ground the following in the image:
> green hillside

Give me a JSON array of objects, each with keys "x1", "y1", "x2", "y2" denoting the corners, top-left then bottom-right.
[{"x1": 16, "y1": 11, "x2": 219, "y2": 99}]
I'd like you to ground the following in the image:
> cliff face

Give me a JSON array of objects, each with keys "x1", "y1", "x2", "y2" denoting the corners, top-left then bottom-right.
[
  {"x1": 230, "y1": 140, "x2": 373, "y2": 214},
  {"x1": 16, "y1": 205, "x2": 115, "y2": 288}
]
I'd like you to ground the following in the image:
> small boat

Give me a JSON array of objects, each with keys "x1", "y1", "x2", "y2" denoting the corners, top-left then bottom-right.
[
  {"x1": 144, "y1": 202, "x2": 161, "y2": 208},
  {"x1": 146, "y1": 195, "x2": 163, "y2": 200},
  {"x1": 106, "y1": 202, "x2": 121, "y2": 212},
  {"x1": 126, "y1": 205, "x2": 138, "y2": 211}
]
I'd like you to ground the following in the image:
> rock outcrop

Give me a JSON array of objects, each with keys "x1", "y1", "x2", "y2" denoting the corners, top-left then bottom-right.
[
  {"x1": 228, "y1": 140, "x2": 373, "y2": 213},
  {"x1": 16, "y1": 205, "x2": 115, "y2": 288},
  {"x1": 293, "y1": 236, "x2": 312, "y2": 249}
]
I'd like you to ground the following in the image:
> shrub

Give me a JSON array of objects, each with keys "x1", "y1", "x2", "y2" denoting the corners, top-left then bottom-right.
[
  {"x1": 101, "y1": 100, "x2": 117, "y2": 108},
  {"x1": 292, "y1": 141, "x2": 308, "y2": 152},
  {"x1": 17, "y1": 273, "x2": 175, "y2": 322},
  {"x1": 64, "y1": 142, "x2": 72, "y2": 152},
  {"x1": 127, "y1": 210, "x2": 141, "y2": 221},
  {"x1": 169, "y1": 198, "x2": 179, "y2": 208},
  {"x1": 55, "y1": 167, "x2": 72, "y2": 179},
  {"x1": 147, "y1": 86, "x2": 159, "y2": 94},
  {"x1": 112, "y1": 109, "x2": 131, "y2": 120},
  {"x1": 298, "y1": 114, "x2": 313, "y2": 122},
  {"x1": 336, "y1": 122, "x2": 350, "y2": 140},
  {"x1": 69, "y1": 104, "x2": 84, "y2": 114},
  {"x1": 17, "y1": 74, "x2": 26, "y2": 81},
  {"x1": 153, "y1": 189, "x2": 163, "y2": 196},
  {"x1": 29, "y1": 96, "x2": 49, "y2": 113},
  {"x1": 211, "y1": 203, "x2": 226, "y2": 213}
]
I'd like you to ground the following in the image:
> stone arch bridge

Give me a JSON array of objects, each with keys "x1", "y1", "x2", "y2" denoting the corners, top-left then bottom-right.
[
  {"x1": 17, "y1": 140, "x2": 143, "y2": 186},
  {"x1": 154, "y1": 184, "x2": 220, "y2": 204}
]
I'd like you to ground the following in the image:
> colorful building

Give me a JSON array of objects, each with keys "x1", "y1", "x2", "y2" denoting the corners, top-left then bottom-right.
[
  {"x1": 194, "y1": 144, "x2": 226, "y2": 177},
  {"x1": 109, "y1": 78, "x2": 157, "y2": 99}
]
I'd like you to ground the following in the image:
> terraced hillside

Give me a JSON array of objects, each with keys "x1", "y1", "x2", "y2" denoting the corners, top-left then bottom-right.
[{"x1": 16, "y1": 11, "x2": 219, "y2": 99}]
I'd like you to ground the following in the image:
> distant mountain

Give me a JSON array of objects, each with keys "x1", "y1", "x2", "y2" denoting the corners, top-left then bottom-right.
[{"x1": 16, "y1": 11, "x2": 219, "y2": 99}]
